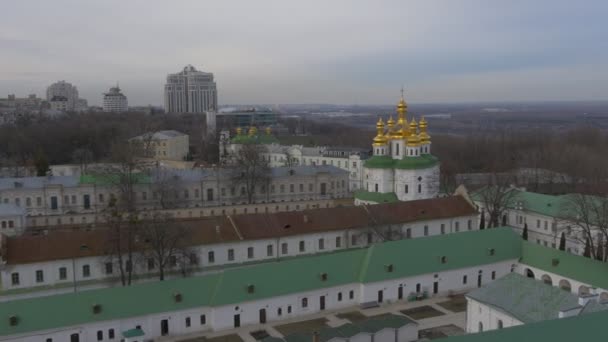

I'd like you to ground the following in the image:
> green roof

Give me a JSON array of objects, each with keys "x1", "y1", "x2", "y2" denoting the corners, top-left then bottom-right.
[
  {"x1": 521, "y1": 241, "x2": 608, "y2": 289},
  {"x1": 466, "y1": 273, "x2": 582, "y2": 323},
  {"x1": 364, "y1": 154, "x2": 439, "y2": 170},
  {"x1": 471, "y1": 188, "x2": 571, "y2": 218},
  {"x1": 354, "y1": 190, "x2": 399, "y2": 204},
  {"x1": 437, "y1": 310, "x2": 608, "y2": 342},
  {"x1": 359, "y1": 228, "x2": 522, "y2": 283},
  {"x1": 231, "y1": 134, "x2": 279, "y2": 145},
  {"x1": 122, "y1": 328, "x2": 145, "y2": 338},
  {"x1": 0, "y1": 228, "x2": 520, "y2": 337}
]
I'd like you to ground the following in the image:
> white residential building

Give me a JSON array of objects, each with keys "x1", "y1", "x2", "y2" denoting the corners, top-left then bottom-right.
[
  {"x1": 0, "y1": 195, "x2": 478, "y2": 292},
  {"x1": 0, "y1": 204, "x2": 26, "y2": 236},
  {"x1": 0, "y1": 228, "x2": 518, "y2": 341},
  {"x1": 102, "y1": 85, "x2": 128, "y2": 112},
  {"x1": 164, "y1": 65, "x2": 217, "y2": 113},
  {"x1": 131, "y1": 130, "x2": 189, "y2": 161}
]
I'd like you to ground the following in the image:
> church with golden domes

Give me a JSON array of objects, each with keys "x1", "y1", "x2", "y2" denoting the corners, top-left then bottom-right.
[{"x1": 355, "y1": 93, "x2": 440, "y2": 205}]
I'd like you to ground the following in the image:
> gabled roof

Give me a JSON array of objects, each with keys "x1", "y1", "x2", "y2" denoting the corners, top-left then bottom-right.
[
  {"x1": 0, "y1": 228, "x2": 520, "y2": 337},
  {"x1": 5, "y1": 196, "x2": 477, "y2": 265},
  {"x1": 521, "y1": 241, "x2": 608, "y2": 290},
  {"x1": 466, "y1": 273, "x2": 583, "y2": 323}
]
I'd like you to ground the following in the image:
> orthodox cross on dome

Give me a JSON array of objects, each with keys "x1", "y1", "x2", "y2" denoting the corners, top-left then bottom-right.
[{"x1": 400, "y1": 85, "x2": 405, "y2": 100}]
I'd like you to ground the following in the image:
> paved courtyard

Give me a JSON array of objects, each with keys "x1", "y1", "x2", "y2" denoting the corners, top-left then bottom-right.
[{"x1": 174, "y1": 295, "x2": 467, "y2": 342}]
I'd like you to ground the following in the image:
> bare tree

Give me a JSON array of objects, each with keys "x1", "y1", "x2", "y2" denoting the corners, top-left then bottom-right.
[
  {"x1": 103, "y1": 197, "x2": 138, "y2": 286},
  {"x1": 282, "y1": 147, "x2": 298, "y2": 167},
  {"x1": 476, "y1": 173, "x2": 518, "y2": 228},
  {"x1": 560, "y1": 193, "x2": 608, "y2": 261},
  {"x1": 71, "y1": 147, "x2": 94, "y2": 175},
  {"x1": 139, "y1": 213, "x2": 193, "y2": 280},
  {"x1": 230, "y1": 143, "x2": 271, "y2": 204},
  {"x1": 150, "y1": 168, "x2": 181, "y2": 209}
]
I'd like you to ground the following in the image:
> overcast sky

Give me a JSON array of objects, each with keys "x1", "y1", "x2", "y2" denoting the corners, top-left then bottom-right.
[{"x1": 1, "y1": 0, "x2": 607, "y2": 106}]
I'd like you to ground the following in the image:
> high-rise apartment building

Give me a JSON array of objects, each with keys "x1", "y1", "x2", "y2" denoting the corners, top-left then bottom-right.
[
  {"x1": 164, "y1": 65, "x2": 217, "y2": 113},
  {"x1": 102, "y1": 85, "x2": 128, "y2": 112},
  {"x1": 46, "y1": 81, "x2": 81, "y2": 112}
]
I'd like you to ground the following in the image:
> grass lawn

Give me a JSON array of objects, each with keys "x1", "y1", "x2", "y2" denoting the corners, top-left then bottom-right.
[
  {"x1": 274, "y1": 318, "x2": 328, "y2": 336},
  {"x1": 400, "y1": 305, "x2": 446, "y2": 320},
  {"x1": 436, "y1": 295, "x2": 467, "y2": 313}
]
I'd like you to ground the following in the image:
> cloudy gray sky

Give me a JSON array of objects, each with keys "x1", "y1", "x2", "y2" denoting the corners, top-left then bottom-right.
[{"x1": 1, "y1": 0, "x2": 607, "y2": 106}]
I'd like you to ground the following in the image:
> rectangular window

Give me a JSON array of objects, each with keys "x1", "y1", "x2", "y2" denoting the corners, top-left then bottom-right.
[
  {"x1": 318, "y1": 238, "x2": 325, "y2": 250},
  {"x1": 405, "y1": 184, "x2": 409, "y2": 193},
  {"x1": 349, "y1": 290, "x2": 354, "y2": 299},
  {"x1": 440, "y1": 224, "x2": 445, "y2": 234},
  {"x1": 424, "y1": 225, "x2": 429, "y2": 236},
  {"x1": 492, "y1": 271, "x2": 496, "y2": 280},
  {"x1": 97, "y1": 330, "x2": 103, "y2": 341},
  {"x1": 109, "y1": 329, "x2": 115, "y2": 339},
  {"x1": 299, "y1": 184, "x2": 304, "y2": 192},
  {"x1": 228, "y1": 249, "x2": 235, "y2": 261},
  {"x1": 50, "y1": 196, "x2": 58, "y2": 210},
  {"x1": 336, "y1": 236, "x2": 342, "y2": 248},
  {"x1": 105, "y1": 262, "x2": 113, "y2": 274},
  {"x1": 301, "y1": 297, "x2": 308, "y2": 308},
  {"x1": 455, "y1": 221, "x2": 460, "y2": 232},
  {"x1": 59, "y1": 267, "x2": 67, "y2": 280},
  {"x1": 281, "y1": 243, "x2": 288, "y2": 254},
  {"x1": 200, "y1": 314, "x2": 206, "y2": 325},
  {"x1": 468, "y1": 220, "x2": 472, "y2": 230},
  {"x1": 207, "y1": 189, "x2": 214, "y2": 201},
  {"x1": 267, "y1": 244, "x2": 273, "y2": 257},
  {"x1": 36, "y1": 270, "x2": 44, "y2": 283},
  {"x1": 185, "y1": 317, "x2": 191, "y2": 327},
  {"x1": 338, "y1": 292, "x2": 343, "y2": 301},
  {"x1": 299, "y1": 241, "x2": 305, "y2": 252},
  {"x1": 351, "y1": 234, "x2": 357, "y2": 246},
  {"x1": 463, "y1": 275, "x2": 468, "y2": 284},
  {"x1": 248, "y1": 247, "x2": 254, "y2": 259},
  {"x1": 11, "y1": 272, "x2": 19, "y2": 285},
  {"x1": 208, "y1": 251, "x2": 215, "y2": 263},
  {"x1": 537, "y1": 219, "x2": 540, "y2": 228},
  {"x1": 82, "y1": 265, "x2": 90, "y2": 278},
  {"x1": 83, "y1": 194, "x2": 91, "y2": 209}
]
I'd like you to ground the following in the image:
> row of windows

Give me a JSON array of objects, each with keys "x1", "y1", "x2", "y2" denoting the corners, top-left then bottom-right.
[{"x1": 0, "y1": 220, "x2": 15, "y2": 229}]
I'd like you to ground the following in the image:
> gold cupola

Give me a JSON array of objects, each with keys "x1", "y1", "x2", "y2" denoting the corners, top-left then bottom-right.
[
  {"x1": 406, "y1": 118, "x2": 420, "y2": 147},
  {"x1": 265, "y1": 126, "x2": 272, "y2": 135},
  {"x1": 248, "y1": 126, "x2": 258, "y2": 136},
  {"x1": 373, "y1": 118, "x2": 388, "y2": 146},
  {"x1": 236, "y1": 127, "x2": 243, "y2": 135},
  {"x1": 419, "y1": 116, "x2": 431, "y2": 144}
]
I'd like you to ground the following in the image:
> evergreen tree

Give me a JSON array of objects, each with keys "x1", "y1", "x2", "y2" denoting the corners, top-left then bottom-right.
[
  {"x1": 583, "y1": 238, "x2": 591, "y2": 258},
  {"x1": 558, "y1": 232, "x2": 566, "y2": 251},
  {"x1": 479, "y1": 210, "x2": 486, "y2": 230},
  {"x1": 522, "y1": 223, "x2": 528, "y2": 241}
]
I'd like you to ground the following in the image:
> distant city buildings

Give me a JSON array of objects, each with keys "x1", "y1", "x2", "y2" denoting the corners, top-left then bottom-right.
[
  {"x1": 164, "y1": 65, "x2": 217, "y2": 113},
  {"x1": 102, "y1": 85, "x2": 128, "y2": 112}
]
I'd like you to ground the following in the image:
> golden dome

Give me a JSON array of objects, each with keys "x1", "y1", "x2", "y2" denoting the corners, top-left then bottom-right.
[
  {"x1": 248, "y1": 126, "x2": 258, "y2": 136},
  {"x1": 265, "y1": 126, "x2": 272, "y2": 135},
  {"x1": 407, "y1": 118, "x2": 420, "y2": 147},
  {"x1": 419, "y1": 116, "x2": 431, "y2": 144},
  {"x1": 236, "y1": 127, "x2": 243, "y2": 135},
  {"x1": 373, "y1": 118, "x2": 388, "y2": 146}
]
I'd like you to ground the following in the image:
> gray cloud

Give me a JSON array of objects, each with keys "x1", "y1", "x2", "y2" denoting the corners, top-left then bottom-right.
[{"x1": 1, "y1": 0, "x2": 607, "y2": 105}]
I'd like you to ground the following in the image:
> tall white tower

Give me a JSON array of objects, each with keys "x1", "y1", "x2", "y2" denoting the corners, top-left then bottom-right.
[
  {"x1": 164, "y1": 65, "x2": 217, "y2": 113},
  {"x1": 102, "y1": 85, "x2": 128, "y2": 112}
]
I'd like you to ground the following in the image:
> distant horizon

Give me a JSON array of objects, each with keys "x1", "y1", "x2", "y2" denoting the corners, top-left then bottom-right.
[{"x1": 2, "y1": 1, "x2": 608, "y2": 106}]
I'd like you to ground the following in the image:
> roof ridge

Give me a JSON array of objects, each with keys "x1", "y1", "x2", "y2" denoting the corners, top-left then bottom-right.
[{"x1": 357, "y1": 245, "x2": 375, "y2": 282}]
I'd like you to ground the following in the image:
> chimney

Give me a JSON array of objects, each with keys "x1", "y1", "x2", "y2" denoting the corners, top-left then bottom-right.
[{"x1": 312, "y1": 331, "x2": 320, "y2": 342}]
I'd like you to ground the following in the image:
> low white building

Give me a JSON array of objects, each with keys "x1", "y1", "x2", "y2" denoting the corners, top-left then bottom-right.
[
  {"x1": 0, "y1": 166, "x2": 349, "y2": 225},
  {"x1": 131, "y1": 130, "x2": 189, "y2": 161},
  {"x1": 0, "y1": 195, "x2": 478, "y2": 292},
  {"x1": 220, "y1": 128, "x2": 369, "y2": 192},
  {"x1": 0, "y1": 228, "x2": 520, "y2": 341},
  {"x1": 465, "y1": 273, "x2": 607, "y2": 333}
]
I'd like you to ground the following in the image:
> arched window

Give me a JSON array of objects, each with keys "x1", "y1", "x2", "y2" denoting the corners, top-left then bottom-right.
[
  {"x1": 497, "y1": 320, "x2": 503, "y2": 329},
  {"x1": 375, "y1": 184, "x2": 379, "y2": 192},
  {"x1": 478, "y1": 322, "x2": 483, "y2": 332}
]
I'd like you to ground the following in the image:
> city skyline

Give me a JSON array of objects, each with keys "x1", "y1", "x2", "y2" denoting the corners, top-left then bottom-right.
[{"x1": 1, "y1": 0, "x2": 608, "y2": 106}]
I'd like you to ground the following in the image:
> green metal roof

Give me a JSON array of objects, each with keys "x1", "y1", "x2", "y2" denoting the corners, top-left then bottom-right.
[
  {"x1": 122, "y1": 328, "x2": 145, "y2": 338},
  {"x1": 521, "y1": 241, "x2": 608, "y2": 290},
  {"x1": 79, "y1": 173, "x2": 151, "y2": 185},
  {"x1": 354, "y1": 190, "x2": 399, "y2": 203},
  {"x1": 364, "y1": 154, "x2": 439, "y2": 170},
  {"x1": 466, "y1": 273, "x2": 582, "y2": 323},
  {"x1": 359, "y1": 228, "x2": 522, "y2": 283},
  {"x1": 437, "y1": 309, "x2": 608, "y2": 342},
  {"x1": 230, "y1": 134, "x2": 279, "y2": 145},
  {"x1": 0, "y1": 228, "x2": 520, "y2": 337},
  {"x1": 471, "y1": 188, "x2": 568, "y2": 217}
]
